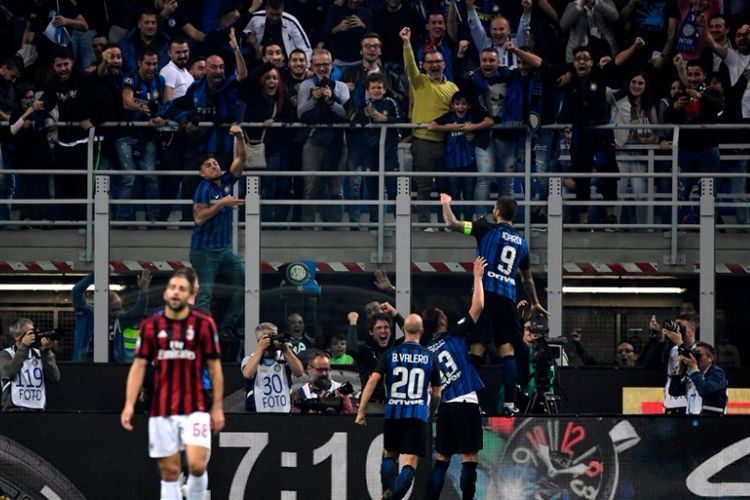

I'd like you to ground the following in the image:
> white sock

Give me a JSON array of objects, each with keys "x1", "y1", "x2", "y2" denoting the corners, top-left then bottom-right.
[
  {"x1": 160, "y1": 480, "x2": 182, "y2": 500},
  {"x1": 186, "y1": 472, "x2": 208, "y2": 500}
]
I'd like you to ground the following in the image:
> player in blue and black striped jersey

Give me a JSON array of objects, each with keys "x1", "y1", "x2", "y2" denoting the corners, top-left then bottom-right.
[
  {"x1": 441, "y1": 193, "x2": 549, "y2": 415},
  {"x1": 423, "y1": 257, "x2": 486, "y2": 500},
  {"x1": 356, "y1": 315, "x2": 442, "y2": 500}
]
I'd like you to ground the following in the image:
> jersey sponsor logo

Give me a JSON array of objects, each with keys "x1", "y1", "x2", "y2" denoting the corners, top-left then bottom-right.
[{"x1": 157, "y1": 349, "x2": 196, "y2": 360}]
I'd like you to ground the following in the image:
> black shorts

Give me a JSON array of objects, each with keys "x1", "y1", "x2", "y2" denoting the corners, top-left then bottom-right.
[
  {"x1": 434, "y1": 402, "x2": 483, "y2": 456},
  {"x1": 469, "y1": 292, "x2": 523, "y2": 348},
  {"x1": 383, "y1": 418, "x2": 428, "y2": 457}
]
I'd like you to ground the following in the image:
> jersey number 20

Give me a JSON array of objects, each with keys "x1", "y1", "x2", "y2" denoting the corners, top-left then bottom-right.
[{"x1": 391, "y1": 367, "x2": 426, "y2": 399}]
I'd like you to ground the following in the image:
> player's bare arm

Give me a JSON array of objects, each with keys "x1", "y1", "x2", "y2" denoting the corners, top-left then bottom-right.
[
  {"x1": 355, "y1": 371, "x2": 382, "y2": 426},
  {"x1": 120, "y1": 357, "x2": 148, "y2": 431},
  {"x1": 207, "y1": 358, "x2": 225, "y2": 433},
  {"x1": 440, "y1": 193, "x2": 467, "y2": 232},
  {"x1": 468, "y1": 257, "x2": 486, "y2": 323},
  {"x1": 520, "y1": 268, "x2": 550, "y2": 317},
  {"x1": 429, "y1": 384, "x2": 442, "y2": 418},
  {"x1": 228, "y1": 124, "x2": 246, "y2": 178}
]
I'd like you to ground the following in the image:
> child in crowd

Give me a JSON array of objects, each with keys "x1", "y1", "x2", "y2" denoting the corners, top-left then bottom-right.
[
  {"x1": 428, "y1": 91, "x2": 494, "y2": 221},
  {"x1": 347, "y1": 72, "x2": 402, "y2": 225},
  {"x1": 329, "y1": 332, "x2": 354, "y2": 365}
]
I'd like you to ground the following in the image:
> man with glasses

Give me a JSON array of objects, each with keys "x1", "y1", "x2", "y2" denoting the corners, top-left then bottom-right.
[
  {"x1": 401, "y1": 26, "x2": 458, "y2": 229},
  {"x1": 292, "y1": 351, "x2": 354, "y2": 414},
  {"x1": 297, "y1": 49, "x2": 351, "y2": 225}
]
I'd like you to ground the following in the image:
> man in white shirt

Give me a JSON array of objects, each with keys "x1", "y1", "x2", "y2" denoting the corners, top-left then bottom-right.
[
  {"x1": 243, "y1": 0, "x2": 312, "y2": 61},
  {"x1": 158, "y1": 36, "x2": 195, "y2": 221},
  {"x1": 465, "y1": 0, "x2": 531, "y2": 69}
]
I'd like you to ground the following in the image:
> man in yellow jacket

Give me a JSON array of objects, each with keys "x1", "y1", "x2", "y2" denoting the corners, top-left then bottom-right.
[{"x1": 401, "y1": 26, "x2": 458, "y2": 229}]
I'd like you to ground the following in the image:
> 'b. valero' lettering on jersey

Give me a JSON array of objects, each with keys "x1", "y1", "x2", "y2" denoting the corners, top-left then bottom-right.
[{"x1": 392, "y1": 352, "x2": 430, "y2": 364}]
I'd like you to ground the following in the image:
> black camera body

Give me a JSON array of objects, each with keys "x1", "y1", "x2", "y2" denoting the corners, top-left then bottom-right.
[
  {"x1": 316, "y1": 77, "x2": 330, "y2": 88},
  {"x1": 26, "y1": 329, "x2": 63, "y2": 348},
  {"x1": 293, "y1": 396, "x2": 343, "y2": 414},
  {"x1": 267, "y1": 331, "x2": 291, "y2": 350},
  {"x1": 337, "y1": 381, "x2": 354, "y2": 396},
  {"x1": 529, "y1": 314, "x2": 550, "y2": 336},
  {"x1": 678, "y1": 344, "x2": 702, "y2": 363},
  {"x1": 662, "y1": 319, "x2": 687, "y2": 337}
]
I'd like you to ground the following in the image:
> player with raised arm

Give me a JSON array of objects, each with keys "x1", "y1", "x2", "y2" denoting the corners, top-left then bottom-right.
[
  {"x1": 441, "y1": 193, "x2": 548, "y2": 415},
  {"x1": 121, "y1": 271, "x2": 224, "y2": 500},
  {"x1": 424, "y1": 256, "x2": 486, "y2": 499}
]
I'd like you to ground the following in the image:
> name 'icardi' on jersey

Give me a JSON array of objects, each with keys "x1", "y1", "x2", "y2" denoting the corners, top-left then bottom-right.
[
  {"x1": 135, "y1": 308, "x2": 221, "y2": 417},
  {"x1": 472, "y1": 219, "x2": 530, "y2": 300}
]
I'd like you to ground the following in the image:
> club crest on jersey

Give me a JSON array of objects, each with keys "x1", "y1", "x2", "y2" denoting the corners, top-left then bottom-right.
[
  {"x1": 186, "y1": 325, "x2": 195, "y2": 341},
  {"x1": 158, "y1": 330, "x2": 168, "y2": 339},
  {"x1": 224, "y1": 186, "x2": 230, "y2": 194},
  {"x1": 274, "y1": 364, "x2": 282, "y2": 372}
]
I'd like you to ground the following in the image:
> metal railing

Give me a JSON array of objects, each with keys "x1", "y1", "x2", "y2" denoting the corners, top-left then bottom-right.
[{"x1": 2, "y1": 121, "x2": 749, "y2": 360}]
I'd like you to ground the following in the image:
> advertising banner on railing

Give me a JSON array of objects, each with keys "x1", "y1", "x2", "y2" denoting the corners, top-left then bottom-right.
[{"x1": 2, "y1": 414, "x2": 750, "y2": 499}]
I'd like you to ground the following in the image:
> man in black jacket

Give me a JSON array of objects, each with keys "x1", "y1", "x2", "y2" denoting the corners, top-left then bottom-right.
[{"x1": 669, "y1": 341, "x2": 729, "y2": 415}]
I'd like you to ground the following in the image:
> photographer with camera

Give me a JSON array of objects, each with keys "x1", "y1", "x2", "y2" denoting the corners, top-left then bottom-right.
[
  {"x1": 292, "y1": 351, "x2": 354, "y2": 414},
  {"x1": 241, "y1": 322, "x2": 304, "y2": 413},
  {"x1": 0, "y1": 318, "x2": 60, "y2": 412},
  {"x1": 518, "y1": 312, "x2": 566, "y2": 414},
  {"x1": 661, "y1": 316, "x2": 698, "y2": 415},
  {"x1": 668, "y1": 342, "x2": 728, "y2": 415}
]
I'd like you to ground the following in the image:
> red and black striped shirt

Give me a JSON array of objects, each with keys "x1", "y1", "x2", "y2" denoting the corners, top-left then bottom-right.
[{"x1": 135, "y1": 308, "x2": 221, "y2": 417}]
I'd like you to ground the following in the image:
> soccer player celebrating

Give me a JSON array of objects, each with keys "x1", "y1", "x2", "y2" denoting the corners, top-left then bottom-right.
[
  {"x1": 423, "y1": 257, "x2": 486, "y2": 499},
  {"x1": 356, "y1": 314, "x2": 442, "y2": 500},
  {"x1": 441, "y1": 193, "x2": 548, "y2": 415},
  {"x1": 121, "y1": 270, "x2": 225, "y2": 500}
]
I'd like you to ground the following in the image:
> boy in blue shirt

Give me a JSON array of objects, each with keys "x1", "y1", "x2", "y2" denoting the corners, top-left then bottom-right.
[{"x1": 429, "y1": 91, "x2": 493, "y2": 222}]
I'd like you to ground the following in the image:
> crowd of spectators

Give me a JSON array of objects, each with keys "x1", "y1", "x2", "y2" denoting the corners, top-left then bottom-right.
[{"x1": 1, "y1": 0, "x2": 749, "y2": 227}]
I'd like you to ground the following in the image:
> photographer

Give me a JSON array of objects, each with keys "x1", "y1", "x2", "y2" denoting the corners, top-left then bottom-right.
[
  {"x1": 292, "y1": 351, "x2": 353, "y2": 414},
  {"x1": 241, "y1": 322, "x2": 304, "y2": 413},
  {"x1": 668, "y1": 342, "x2": 728, "y2": 415},
  {"x1": 0, "y1": 319, "x2": 60, "y2": 412},
  {"x1": 662, "y1": 316, "x2": 698, "y2": 415},
  {"x1": 518, "y1": 315, "x2": 565, "y2": 414}
]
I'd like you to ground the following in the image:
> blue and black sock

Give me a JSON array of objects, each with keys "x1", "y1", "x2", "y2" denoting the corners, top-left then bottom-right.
[
  {"x1": 500, "y1": 355, "x2": 518, "y2": 405},
  {"x1": 381, "y1": 457, "x2": 398, "y2": 492},
  {"x1": 428, "y1": 459, "x2": 450, "y2": 499},
  {"x1": 392, "y1": 464, "x2": 415, "y2": 500},
  {"x1": 460, "y1": 461, "x2": 478, "y2": 500}
]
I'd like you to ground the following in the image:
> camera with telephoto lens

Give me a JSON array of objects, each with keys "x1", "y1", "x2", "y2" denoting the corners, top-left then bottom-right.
[
  {"x1": 662, "y1": 319, "x2": 687, "y2": 337},
  {"x1": 337, "y1": 381, "x2": 354, "y2": 396},
  {"x1": 26, "y1": 328, "x2": 63, "y2": 348},
  {"x1": 678, "y1": 344, "x2": 702, "y2": 363},
  {"x1": 293, "y1": 396, "x2": 344, "y2": 413}
]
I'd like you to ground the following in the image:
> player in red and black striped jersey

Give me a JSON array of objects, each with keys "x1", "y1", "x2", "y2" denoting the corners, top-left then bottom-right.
[{"x1": 121, "y1": 270, "x2": 225, "y2": 500}]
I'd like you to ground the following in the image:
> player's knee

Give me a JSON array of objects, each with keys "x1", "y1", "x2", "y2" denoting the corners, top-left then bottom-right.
[
  {"x1": 159, "y1": 463, "x2": 181, "y2": 481},
  {"x1": 499, "y1": 343, "x2": 514, "y2": 357},
  {"x1": 460, "y1": 452, "x2": 479, "y2": 463},
  {"x1": 187, "y1": 459, "x2": 207, "y2": 476}
]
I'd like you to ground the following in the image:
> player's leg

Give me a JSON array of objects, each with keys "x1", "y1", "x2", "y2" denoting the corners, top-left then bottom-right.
[
  {"x1": 428, "y1": 403, "x2": 454, "y2": 499},
  {"x1": 498, "y1": 342, "x2": 519, "y2": 415},
  {"x1": 184, "y1": 444, "x2": 209, "y2": 500},
  {"x1": 495, "y1": 298, "x2": 523, "y2": 415},
  {"x1": 458, "y1": 453, "x2": 479, "y2": 500},
  {"x1": 468, "y1": 308, "x2": 493, "y2": 371},
  {"x1": 149, "y1": 417, "x2": 183, "y2": 500},
  {"x1": 182, "y1": 412, "x2": 213, "y2": 500},
  {"x1": 381, "y1": 450, "x2": 399, "y2": 498},
  {"x1": 157, "y1": 454, "x2": 183, "y2": 500},
  {"x1": 392, "y1": 453, "x2": 418, "y2": 500},
  {"x1": 457, "y1": 402, "x2": 483, "y2": 499}
]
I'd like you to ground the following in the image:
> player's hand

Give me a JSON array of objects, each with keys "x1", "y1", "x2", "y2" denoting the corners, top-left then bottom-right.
[
  {"x1": 439, "y1": 193, "x2": 453, "y2": 205},
  {"x1": 120, "y1": 406, "x2": 134, "y2": 431},
  {"x1": 347, "y1": 311, "x2": 359, "y2": 325},
  {"x1": 355, "y1": 412, "x2": 367, "y2": 426},
  {"x1": 472, "y1": 256, "x2": 487, "y2": 279},
  {"x1": 516, "y1": 299, "x2": 529, "y2": 311},
  {"x1": 211, "y1": 408, "x2": 226, "y2": 433},
  {"x1": 531, "y1": 302, "x2": 550, "y2": 317}
]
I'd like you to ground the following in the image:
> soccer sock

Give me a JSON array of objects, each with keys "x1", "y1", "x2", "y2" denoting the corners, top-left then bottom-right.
[
  {"x1": 460, "y1": 461, "x2": 478, "y2": 500},
  {"x1": 186, "y1": 471, "x2": 208, "y2": 500},
  {"x1": 381, "y1": 457, "x2": 398, "y2": 492},
  {"x1": 428, "y1": 459, "x2": 450, "y2": 499},
  {"x1": 160, "y1": 480, "x2": 181, "y2": 500},
  {"x1": 469, "y1": 354, "x2": 484, "y2": 371},
  {"x1": 392, "y1": 465, "x2": 415, "y2": 500},
  {"x1": 500, "y1": 355, "x2": 518, "y2": 406}
]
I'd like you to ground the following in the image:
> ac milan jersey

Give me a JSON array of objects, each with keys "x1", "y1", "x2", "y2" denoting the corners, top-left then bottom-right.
[
  {"x1": 376, "y1": 341, "x2": 441, "y2": 422},
  {"x1": 135, "y1": 308, "x2": 221, "y2": 417},
  {"x1": 471, "y1": 219, "x2": 530, "y2": 300},
  {"x1": 425, "y1": 315, "x2": 485, "y2": 401}
]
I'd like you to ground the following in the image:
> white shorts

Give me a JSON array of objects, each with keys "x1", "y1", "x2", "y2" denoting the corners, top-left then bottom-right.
[{"x1": 148, "y1": 411, "x2": 212, "y2": 458}]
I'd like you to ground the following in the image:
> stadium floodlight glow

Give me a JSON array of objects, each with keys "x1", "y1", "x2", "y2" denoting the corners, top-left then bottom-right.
[
  {"x1": 562, "y1": 286, "x2": 687, "y2": 294},
  {"x1": 0, "y1": 284, "x2": 126, "y2": 292}
]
